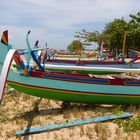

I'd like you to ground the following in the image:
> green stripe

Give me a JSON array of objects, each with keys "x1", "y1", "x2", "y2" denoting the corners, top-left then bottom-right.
[
  {"x1": 8, "y1": 82, "x2": 140, "y2": 104},
  {"x1": 46, "y1": 68, "x2": 121, "y2": 75}
]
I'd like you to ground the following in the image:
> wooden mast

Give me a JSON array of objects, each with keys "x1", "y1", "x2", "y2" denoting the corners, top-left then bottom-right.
[{"x1": 122, "y1": 31, "x2": 127, "y2": 58}]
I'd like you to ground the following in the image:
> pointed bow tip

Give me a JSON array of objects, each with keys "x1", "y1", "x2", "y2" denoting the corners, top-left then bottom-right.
[{"x1": 28, "y1": 30, "x2": 31, "y2": 34}]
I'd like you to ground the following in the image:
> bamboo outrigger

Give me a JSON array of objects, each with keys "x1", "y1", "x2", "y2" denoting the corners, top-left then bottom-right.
[{"x1": 16, "y1": 112, "x2": 133, "y2": 135}]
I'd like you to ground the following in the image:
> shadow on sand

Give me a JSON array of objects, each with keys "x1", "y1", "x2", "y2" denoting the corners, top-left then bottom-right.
[{"x1": 15, "y1": 99, "x2": 140, "y2": 139}]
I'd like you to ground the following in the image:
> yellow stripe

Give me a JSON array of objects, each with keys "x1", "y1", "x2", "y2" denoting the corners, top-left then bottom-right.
[
  {"x1": 7, "y1": 81, "x2": 140, "y2": 98},
  {"x1": 22, "y1": 68, "x2": 28, "y2": 75},
  {"x1": 2, "y1": 33, "x2": 8, "y2": 45}
]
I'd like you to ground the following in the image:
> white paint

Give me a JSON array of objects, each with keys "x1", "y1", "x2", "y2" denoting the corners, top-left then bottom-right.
[
  {"x1": 0, "y1": 49, "x2": 17, "y2": 102},
  {"x1": 44, "y1": 64, "x2": 140, "y2": 73}
]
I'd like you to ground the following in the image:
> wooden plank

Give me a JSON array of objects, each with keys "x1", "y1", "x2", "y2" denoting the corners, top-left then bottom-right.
[{"x1": 16, "y1": 112, "x2": 133, "y2": 136}]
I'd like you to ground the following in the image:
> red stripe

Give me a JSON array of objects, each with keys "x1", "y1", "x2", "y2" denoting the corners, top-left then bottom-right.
[{"x1": 30, "y1": 70, "x2": 140, "y2": 86}]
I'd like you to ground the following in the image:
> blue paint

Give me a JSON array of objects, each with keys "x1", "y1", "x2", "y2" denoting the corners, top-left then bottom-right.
[
  {"x1": 6, "y1": 69, "x2": 140, "y2": 95},
  {"x1": 31, "y1": 51, "x2": 45, "y2": 71},
  {"x1": 16, "y1": 112, "x2": 133, "y2": 135},
  {"x1": 26, "y1": 31, "x2": 31, "y2": 68},
  {"x1": 20, "y1": 61, "x2": 25, "y2": 69},
  {"x1": 122, "y1": 57, "x2": 125, "y2": 64},
  {"x1": 42, "y1": 74, "x2": 109, "y2": 84},
  {"x1": 125, "y1": 81, "x2": 140, "y2": 85},
  {"x1": 19, "y1": 48, "x2": 43, "y2": 55}
]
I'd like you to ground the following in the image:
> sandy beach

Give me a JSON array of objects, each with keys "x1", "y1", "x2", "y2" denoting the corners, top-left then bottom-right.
[{"x1": 0, "y1": 86, "x2": 140, "y2": 140}]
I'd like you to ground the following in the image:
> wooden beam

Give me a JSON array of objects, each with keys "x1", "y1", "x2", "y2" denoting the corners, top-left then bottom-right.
[
  {"x1": 16, "y1": 112, "x2": 133, "y2": 136},
  {"x1": 122, "y1": 32, "x2": 127, "y2": 57}
]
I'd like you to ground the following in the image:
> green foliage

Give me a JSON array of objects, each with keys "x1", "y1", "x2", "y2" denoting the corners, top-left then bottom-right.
[
  {"x1": 103, "y1": 18, "x2": 127, "y2": 56},
  {"x1": 130, "y1": 12, "x2": 140, "y2": 23},
  {"x1": 112, "y1": 106, "x2": 124, "y2": 114},
  {"x1": 111, "y1": 106, "x2": 140, "y2": 132},
  {"x1": 105, "y1": 15, "x2": 140, "y2": 55},
  {"x1": 114, "y1": 115, "x2": 140, "y2": 132},
  {"x1": 67, "y1": 40, "x2": 84, "y2": 54},
  {"x1": 75, "y1": 29, "x2": 109, "y2": 48},
  {"x1": 74, "y1": 12, "x2": 140, "y2": 57},
  {"x1": 124, "y1": 116, "x2": 140, "y2": 132},
  {"x1": 75, "y1": 29, "x2": 100, "y2": 43}
]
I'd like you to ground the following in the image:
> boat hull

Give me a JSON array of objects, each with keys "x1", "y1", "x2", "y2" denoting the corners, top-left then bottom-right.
[
  {"x1": 1, "y1": 58, "x2": 140, "y2": 105},
  {"x1": 45, "y1": 68, "x2": 121, "y2": 75},
  {"x1": 0, "y1": 31, "x2": 140, "y2": 105},
  {"x1": 44, "y1": 62, "x2": 140, "y2": 75},
  {"x1": 46, "y1": 59, "x2": 140, "y2": 67},
  {"x1": 8, "y1": 80, "x2": 140, "y2": 104}
]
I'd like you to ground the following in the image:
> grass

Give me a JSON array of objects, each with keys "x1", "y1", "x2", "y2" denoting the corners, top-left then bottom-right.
[
  {"x1": 112, "y1": 106, "x2": 124, "y2": 114},
  {"x1": 112, "y1": 105, "x2": 140, "y2": 132},
  {"x1": 114, "y1": 115, "x2": 140, "y2": 132}
]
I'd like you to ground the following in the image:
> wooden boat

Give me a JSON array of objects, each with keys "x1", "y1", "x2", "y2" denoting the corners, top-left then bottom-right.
[
  {"x1": 42, "y1": 49, "x2": 140, "y2": 75},
  {"x1": 1, "y1": 30, "x2": 140, "y2": 105},
  {"x1": 42, "y1": 32, "x2": 140, "y2": 68},
  {"x1": 44, "y1": 53, "x2": 140, "y2": 69},
  {"x1": 45, "y1": 58, "x2": 140, "y2": 68},
  {"x1": 19, "y1": 31, "x2": 140, "y2": 75}
]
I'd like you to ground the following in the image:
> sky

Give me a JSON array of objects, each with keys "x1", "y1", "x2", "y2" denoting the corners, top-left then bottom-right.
[{"x1": 0, "y1": 0, "x2": 140, "y2": 50}]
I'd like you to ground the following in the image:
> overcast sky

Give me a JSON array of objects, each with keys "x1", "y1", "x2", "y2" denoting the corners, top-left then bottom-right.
[{"x1": 0, "y1": 0, "x2": 140, "y2": 49}]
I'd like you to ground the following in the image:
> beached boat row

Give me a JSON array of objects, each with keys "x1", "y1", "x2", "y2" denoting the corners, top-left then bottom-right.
[
  {"x1": 19, "y1": 31, "x2": 140, "y2": 75},
  {"x1": 0, "y1": 30, "x2": 140, "y2": 105}
]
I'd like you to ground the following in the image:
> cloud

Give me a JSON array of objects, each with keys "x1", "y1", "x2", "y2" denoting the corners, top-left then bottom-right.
[{"x1": 0, "y1": 0, "x2": 139, "y2": 49}]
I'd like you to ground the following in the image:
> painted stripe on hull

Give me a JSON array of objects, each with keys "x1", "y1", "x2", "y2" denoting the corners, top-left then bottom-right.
[
  {"x1": 42, "y1": 74, "x2": 110, "y2": 84},
  {"x1": 45, "y1": 68, "x2": 121, "y2": 75},
  {"x1": 125, "y1": 81, "x2": 140, "y2": 86},
  {"x1": 7, "y1": 70, "x2": 140, "y2": 95},
  {"x1": 2, "y1": 63, "x2": 140, "y2": 96},
  {"x1": 8, "y1": 81, "x2": 140, "y2": 104},
  {"x1": 8, "y1": 81, "x2": 140, "y2": 97}
]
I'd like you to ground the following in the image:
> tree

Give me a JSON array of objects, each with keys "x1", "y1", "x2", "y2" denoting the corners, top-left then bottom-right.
[
  {"x1": 73, "y1": 12, "x2": 140, "y2": 58},
  {"x1": 103, "y1": 15, "x2": 140, "y2": 57},
  {"x1": 103, "y1": 18, "x2": 127, "y2": 56},
  {"x1": 130, "y1": 12, "x2": 140, "y2": 24},
  {"x1": 75, "y1": 29, "x2": 109, "y2": 53},
  {"x1": 128, "y1": 12, "x2": 140, "y2": 52},
  {"x1": 67, "y1": 40, "x2": 84, "y2": 54}
]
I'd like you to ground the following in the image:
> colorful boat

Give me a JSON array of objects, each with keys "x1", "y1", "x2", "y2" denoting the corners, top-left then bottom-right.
[
  {"x1": 42, "y1": 32, "x2": 140, "y2": 69},
  {"x1": 43, "y1": 42, "x2": 140, "y2": 68},
  {"x1": 36, "y1": 59, "x2": 140, "y2": 74},
  {"x1": 1, "y1": 30, "x2": 140, "y2": 105},
  {"x1": 20, "y1": 31, "x2": 140, "y2": 75}
]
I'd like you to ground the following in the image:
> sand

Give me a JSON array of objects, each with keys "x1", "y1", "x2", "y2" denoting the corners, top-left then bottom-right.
[{"x1": 0, "y1": 88, "x2": 140, "y2": 140}]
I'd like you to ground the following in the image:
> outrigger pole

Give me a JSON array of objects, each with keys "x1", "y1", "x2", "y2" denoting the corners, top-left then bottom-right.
[{"x1": 16, "y1": 112, "x2": 133, "y2": 136}]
